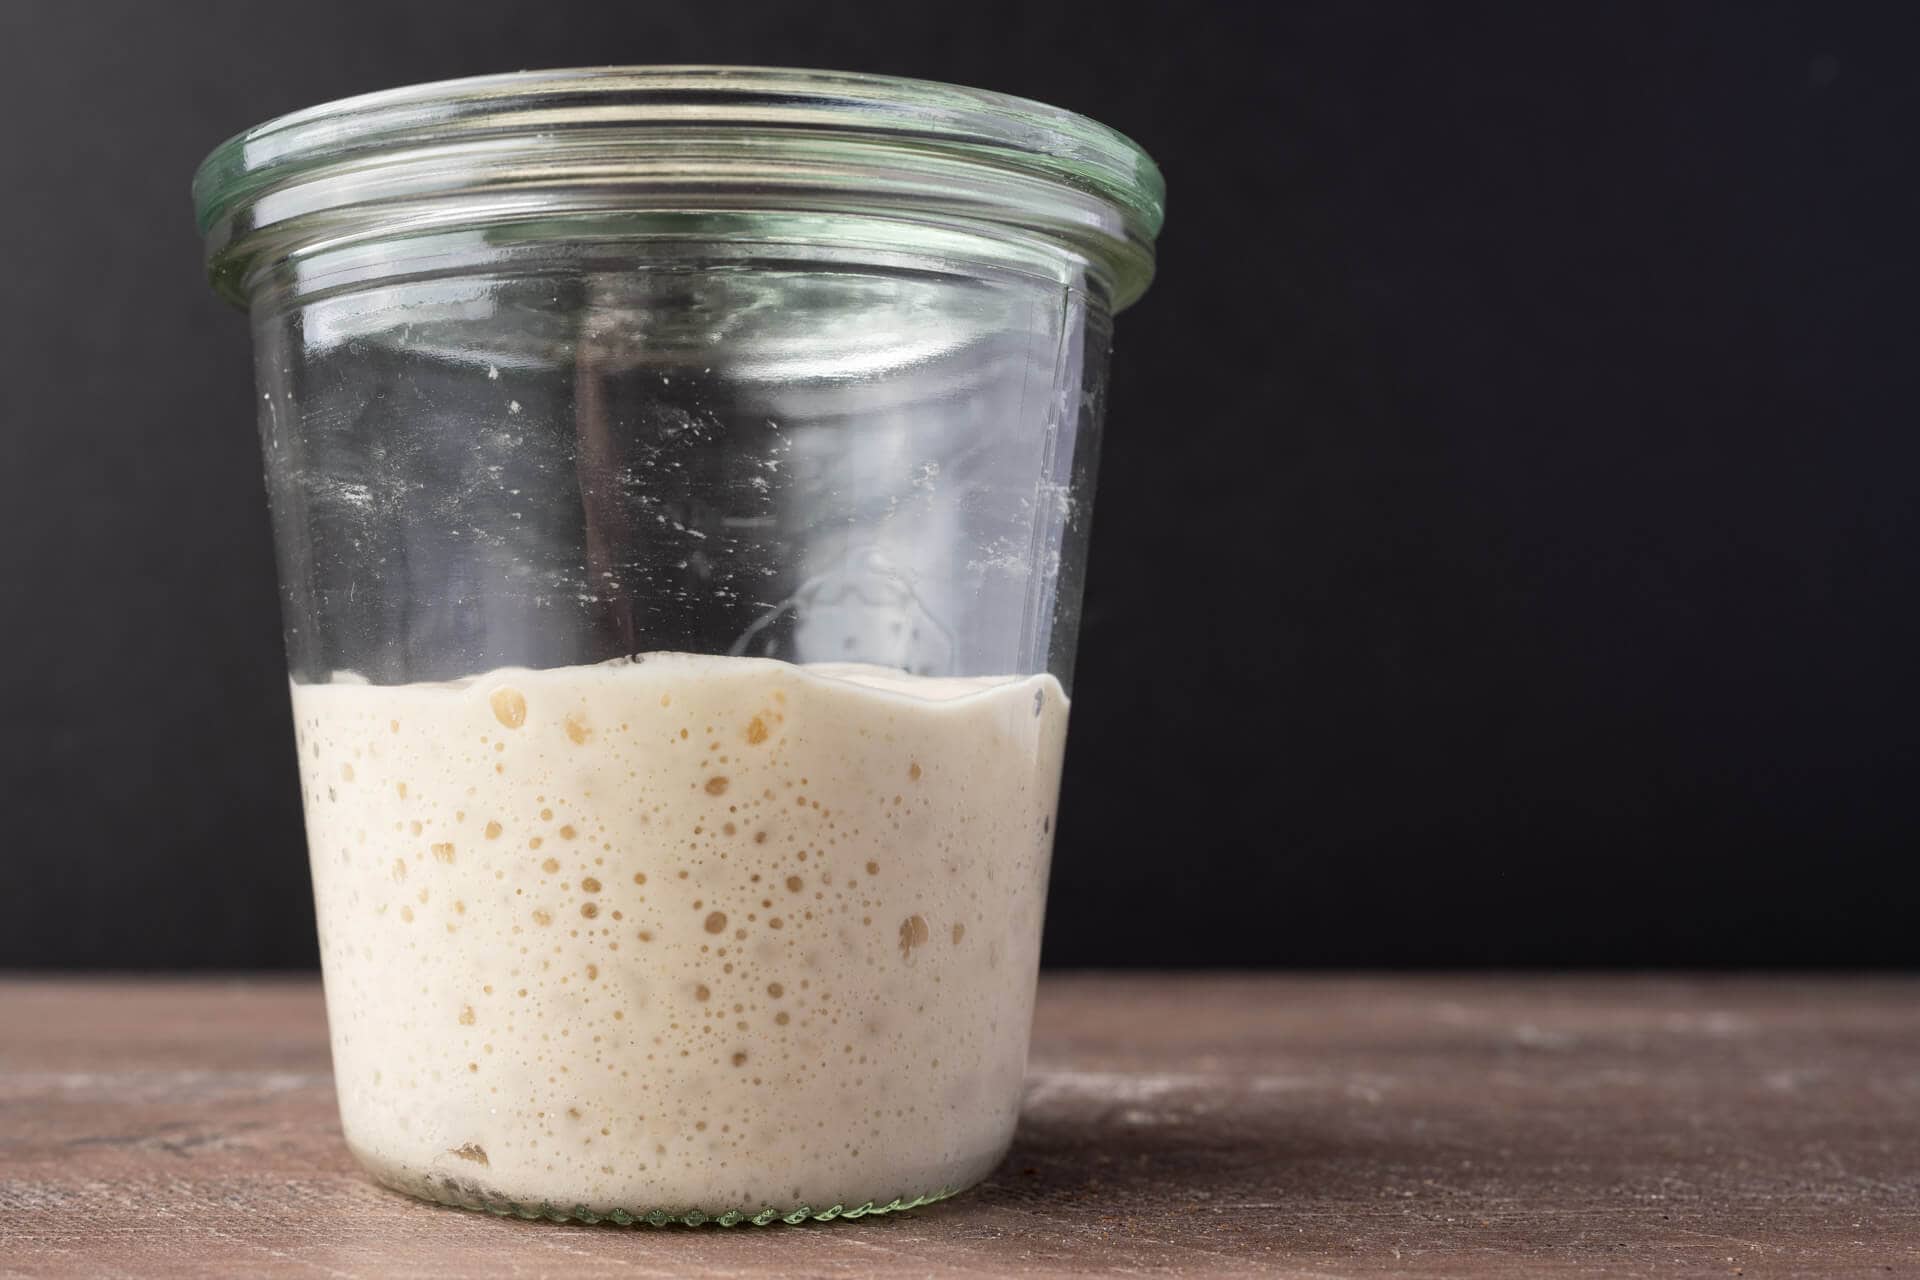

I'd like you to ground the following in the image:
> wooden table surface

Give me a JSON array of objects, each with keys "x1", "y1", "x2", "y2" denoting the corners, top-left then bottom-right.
[{"x1": 2, "y1": 975, "x2": 1916, "y2": 1278}]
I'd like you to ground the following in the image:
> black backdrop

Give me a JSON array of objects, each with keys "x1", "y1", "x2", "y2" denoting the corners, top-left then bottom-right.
[{"x1": 2, "y1": 1, "x2": 1914, "y2": 969}]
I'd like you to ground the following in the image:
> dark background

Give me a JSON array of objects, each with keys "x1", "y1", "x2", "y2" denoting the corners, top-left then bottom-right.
[{"x1": 2, "y1": 1, "x2": 1914, "y2": 970}]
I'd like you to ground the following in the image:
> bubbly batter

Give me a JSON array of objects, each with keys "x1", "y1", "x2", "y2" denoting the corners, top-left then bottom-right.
[{"x1": 292, "y1": 653, "x2": 1065, "y2": 1217}]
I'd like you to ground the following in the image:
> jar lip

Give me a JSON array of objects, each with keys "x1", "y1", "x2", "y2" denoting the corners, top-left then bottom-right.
[{"x1": 193, "y1": 65, "x2": 1165, "y2": 308}]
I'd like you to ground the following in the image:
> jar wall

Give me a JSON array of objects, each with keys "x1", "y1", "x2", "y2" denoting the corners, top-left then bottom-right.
[
  {"x1": 251, "y1": 240, "x2": 1113, "y2": 689},
  {"x1": 207, "y1": 65, "x2": 1158, "y2": 1223}
]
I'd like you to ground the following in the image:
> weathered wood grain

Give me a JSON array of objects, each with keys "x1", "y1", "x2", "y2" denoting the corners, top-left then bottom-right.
[{"x1": 2, "y1": 975, "x2": 1917, "y2": 1277}]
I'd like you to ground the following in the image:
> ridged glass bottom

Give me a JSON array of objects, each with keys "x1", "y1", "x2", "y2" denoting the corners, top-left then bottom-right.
[{"x1": 357, "y1": 1152, "x2": 971, "y2": 1227}]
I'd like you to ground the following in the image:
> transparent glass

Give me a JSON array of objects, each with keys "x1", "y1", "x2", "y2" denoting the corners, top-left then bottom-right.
[{"x1": 199, "y1": 67, "x2": 1160, "y2": 1224}]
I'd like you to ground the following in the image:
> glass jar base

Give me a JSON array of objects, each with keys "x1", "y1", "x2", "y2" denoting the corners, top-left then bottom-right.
[{"x1": 352, "y1": 1146, "x2": 976, "y2": 1227}]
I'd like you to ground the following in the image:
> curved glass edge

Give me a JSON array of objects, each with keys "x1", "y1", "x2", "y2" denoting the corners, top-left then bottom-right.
[
  {"x1": 378, "y1": 1167, "x2": 964, "y2": 1227},
  {"x1": 193, "y1": 66, "x2": 1163, "y2": 313},
  {"x1": 194, "y1": 66, "x2": 1163, "y2": 236}
]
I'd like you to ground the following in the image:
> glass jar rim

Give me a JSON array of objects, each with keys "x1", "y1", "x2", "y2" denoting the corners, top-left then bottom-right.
[{"x1": 192, "y1": 65, "x2": 1166, "y2": 309}]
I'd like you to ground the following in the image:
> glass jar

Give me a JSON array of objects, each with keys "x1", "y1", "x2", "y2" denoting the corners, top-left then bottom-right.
[{"x1": 194, "y1": 66, "x2": 1162, "y2": 1225}]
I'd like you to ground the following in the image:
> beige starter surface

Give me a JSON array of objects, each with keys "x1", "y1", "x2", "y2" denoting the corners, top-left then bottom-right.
[{"x1": 291, "y1": 653, "x2": 1066, "y2": 1218}]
